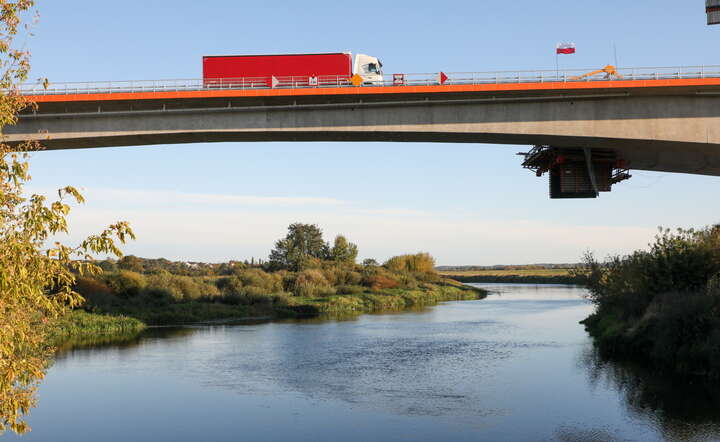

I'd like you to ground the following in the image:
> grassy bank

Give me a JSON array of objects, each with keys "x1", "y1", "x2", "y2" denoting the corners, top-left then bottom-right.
[
  {"x1": 290, "y1": 283, "x2": 485, "y2": 316},
  {"x1": 82, "y1": 280, "x2": 485, "y2": 325},
  {"x1": 68, "y1": 245, "x2": 488, "y2": 327},
  {"x1": 48, "y1": 310, "x2": 147, "y2": 344},
  {"x1": 62, "y1": 227, "x2": 488, "y2": 331}
]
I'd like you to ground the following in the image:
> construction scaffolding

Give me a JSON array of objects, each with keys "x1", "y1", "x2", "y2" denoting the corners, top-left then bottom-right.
[
  {"x1": 520, "y1": 146, "x2": 631, "y2": 199},
  {"x1": 709, "y1": 0, "x2": 720, "y2": 25}
]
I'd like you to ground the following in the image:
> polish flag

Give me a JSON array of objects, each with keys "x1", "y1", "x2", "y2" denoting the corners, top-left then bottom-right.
[{"x1": 556, "y1": 43, "x2": 576, "y2": 54}]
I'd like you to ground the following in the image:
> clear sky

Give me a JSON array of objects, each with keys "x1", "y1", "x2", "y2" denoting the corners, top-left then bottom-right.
[{"x1": 18, "y1": 0, "x2": 720, "y2": 265}]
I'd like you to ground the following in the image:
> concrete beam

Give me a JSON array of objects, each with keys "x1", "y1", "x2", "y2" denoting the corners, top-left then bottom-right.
[{"x1": 5, "y1": 93, "x2": 720, "y2": 176}]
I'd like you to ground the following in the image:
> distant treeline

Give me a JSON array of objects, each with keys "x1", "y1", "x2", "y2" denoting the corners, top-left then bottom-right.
[
  {"x1": 95, "y1": 255, "x2": 267, "y2": 277},
  {"x1": 436, "y1": 263, "x2": 582, "y2": 271},
  {"x1": 448, "y1": 274, "x2": 587, "y2": 285}
]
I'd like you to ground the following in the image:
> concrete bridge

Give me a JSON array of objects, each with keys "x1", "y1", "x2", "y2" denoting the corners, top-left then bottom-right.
[{"x1": 5, "y1": 67, "x2": 720, "y2": 196}]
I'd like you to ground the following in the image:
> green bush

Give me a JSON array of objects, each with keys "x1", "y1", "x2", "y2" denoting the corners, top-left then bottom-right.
[
  {"x1": 323, "y1": 266, "x2": 363, "y2": 286},
  {"x1": 104, "y1": 271, "x2": 147, "y2": 298},
  {"x1": 222, "y1": 287, "x2": 289, "y2": 306},
  {"x1": 234, "y1": 268, "x2": 283, "y2": 293},
  {"x1": 144, "y1": 272, "x2": 215, "y2": 302},
  {"x1": 293, "y1": 269, "x2": 334, "y2": 297},
  {"x1": 336, "y1": 285, "x2": 365, "y2": 295},
  {"x1": 581, "y1": 225, "x2": 720, "y2": 377},
  {"x1": 365, "y1": 274, "x2": 399, "y2": 290},
  {"x1": 384, "y1": 253, "x2": 436, "y2": 275},
  {"x1": 74, "y1": 276, "x2": 115, "y2": 305},
  {"x1": 200, "y1": 281, "x2": 221, "y2": 300},
  {"x1": 142, "y1": 287, "x2": 175, "y2": 305},
  {"x1": 213, "y1": 269, "x2": 289, "y2": 305}
]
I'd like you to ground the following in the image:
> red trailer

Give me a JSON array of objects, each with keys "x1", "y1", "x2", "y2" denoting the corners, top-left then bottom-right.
[{"x1": 203, "y1": 52, "x2": 354, "y2": 88}]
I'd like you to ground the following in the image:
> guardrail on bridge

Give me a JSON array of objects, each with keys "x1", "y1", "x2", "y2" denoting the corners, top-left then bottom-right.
[{"x1": 18, "y1": 65, "x2": 720, "y2": 96}]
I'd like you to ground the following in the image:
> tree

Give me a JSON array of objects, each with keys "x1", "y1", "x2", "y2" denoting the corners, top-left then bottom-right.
[
  {"x1": 330, "y1": 235, "x2": 358, "y2": 264},
  {"x1": 268, "y1": 223, "x2": 328, "y2": 270},
  {"x1": 0, "y1": 147, "x2": 134, "y2": 435},
  {"x1": 0, "y1": 2, "x2": 134, "y2": 434},
  {"x1": 98, "y1": 259, "x2": 118, "y2": 273},
  {"x1": 384, "y1": 253, "x2": 437, "y2": 274},
  {"x1": 117, "y1": 254, "x2": 144, "y2": 273}
]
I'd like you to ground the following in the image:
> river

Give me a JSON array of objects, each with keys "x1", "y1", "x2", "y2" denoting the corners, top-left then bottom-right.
[{"x1": 6, "y1": 284, "x2": 720, "y2": 441}]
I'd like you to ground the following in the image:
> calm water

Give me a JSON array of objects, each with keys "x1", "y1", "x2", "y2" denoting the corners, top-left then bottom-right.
[{"x1": 6, "y1": 284, "x2": 720, "y2": 441}]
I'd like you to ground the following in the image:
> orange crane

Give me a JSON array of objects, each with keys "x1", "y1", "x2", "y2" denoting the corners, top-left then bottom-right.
[{"x1": 570, "y1": 65, "x2": 623, "y2": 80}]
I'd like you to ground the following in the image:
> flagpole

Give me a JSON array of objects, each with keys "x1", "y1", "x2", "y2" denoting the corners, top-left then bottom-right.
[
  {"x1": 555, "y1": 46, "x2": 559, "y2": 81},
  {"x1": 613, "y1": 43, "x2": 618, "y2": 67}
]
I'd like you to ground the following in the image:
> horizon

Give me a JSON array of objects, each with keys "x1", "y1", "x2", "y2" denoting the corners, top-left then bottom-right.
[{"x1": 22, "y1": 0, "x2": 720, "y2": 265}]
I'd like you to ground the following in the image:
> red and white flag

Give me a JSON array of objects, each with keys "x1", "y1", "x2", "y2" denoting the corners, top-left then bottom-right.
[{"x1": 556, "y1": 43, "x2": 576, "y2": 54}]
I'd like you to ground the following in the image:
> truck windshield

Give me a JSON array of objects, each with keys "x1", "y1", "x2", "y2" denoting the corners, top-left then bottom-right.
[{"x1": 367, "y1": 63, "x2": 378, "y2": 73}]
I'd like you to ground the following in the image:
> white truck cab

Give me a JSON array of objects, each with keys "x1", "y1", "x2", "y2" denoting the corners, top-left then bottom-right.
[{"x1": 353, "y1": 53, "x2": 384, "y2": 84}]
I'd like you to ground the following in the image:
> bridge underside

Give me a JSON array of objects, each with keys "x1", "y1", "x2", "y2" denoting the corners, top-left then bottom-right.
[
  {"x1": 14, "y1": 130, "x2": 719, "y2": 177},
  {"x1": 5, "y1": 87, "x2": 720, "y2": 176}
]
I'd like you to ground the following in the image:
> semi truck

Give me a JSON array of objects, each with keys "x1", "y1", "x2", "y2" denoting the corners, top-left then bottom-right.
[{"x1": 202, "y1": 52, "x2": 384, "y2": 88}]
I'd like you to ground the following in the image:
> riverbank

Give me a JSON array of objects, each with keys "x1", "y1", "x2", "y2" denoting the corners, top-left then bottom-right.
[
  {"x1": 23, "y1": 284, "x2": 718, "y2": 442},
  {"x1": 49, "y1": 310, "x2": 147, "y2": 344},
  {"x1": 49, "y1": 281, "x2": 485, "y2": 351},
  {"x1": 47, "y1": 310, "x2": 148, "y2": 354},
  {"x1": 581, "y1": 292, "x2": 720, "y2": 379},
  {"x1": 289, "y1": 282, "x2": 485, "y2": 316},
  {"x1": 580, "y1": 226, "x2": 720, "y2": 379},
  {"x1": 77, "y1": 280, "x2": 485, "y2": 326},
  {"x1": 68, "y1": 247, "x2": 486, "y2": 330},
  {"x1": 51, "y1": 280, "x2": 485, "y2": 347}
]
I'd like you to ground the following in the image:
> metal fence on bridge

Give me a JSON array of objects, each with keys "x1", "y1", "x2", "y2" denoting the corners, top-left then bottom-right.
[{"x1": 18, "y1": 65, "x2": 720, "y2": 96}]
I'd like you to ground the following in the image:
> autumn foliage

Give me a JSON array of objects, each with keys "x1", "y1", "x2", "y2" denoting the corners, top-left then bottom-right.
[{"x1": 0, "y1": 2, "x2": 134, "y2": 434}]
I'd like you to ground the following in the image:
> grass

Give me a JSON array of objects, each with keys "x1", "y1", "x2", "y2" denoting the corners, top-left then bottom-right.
[
  {"x1": 48, "y1": 310, "x2": 147, "y2": 344},
  {"x1": 81, "y1": 279, "x2": 486, "y2": 325},
  {"x1": 46, "y1": 281, "x2": 486, "y2": 358},
  {"x1": 290, "y1": 283, "x2": 485, "y2": 316},
  {"x1": 45, "y1": 280, "x2": 486, "y2": 357}
]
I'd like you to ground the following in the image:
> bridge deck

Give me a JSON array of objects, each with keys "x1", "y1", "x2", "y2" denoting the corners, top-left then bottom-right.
[
  {"x1": 10, "y1": 71, "x2": 720, "y2": 178},
  {"x1": 23, "y1": 77, "x2": 720, "y2": 104}
]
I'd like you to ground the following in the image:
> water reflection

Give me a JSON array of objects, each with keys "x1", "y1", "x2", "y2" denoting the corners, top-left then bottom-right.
[
  {"x1": 580, "y1": 345, "x2": 720, "y2": 441},
  {"x1": 54, "y1": 327, "x2": 197, "y2": 359},
  {"x1": 245, "y1": 318, "x2": 522, "y2": 418},
  {"x1": 7, "y1": 284, "x2": 720, "y2": 441}
]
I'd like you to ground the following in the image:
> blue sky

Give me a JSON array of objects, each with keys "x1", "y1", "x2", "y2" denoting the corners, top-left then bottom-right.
[{"x1": 18, "y1": 0, "x2": 720, "y2": 265}]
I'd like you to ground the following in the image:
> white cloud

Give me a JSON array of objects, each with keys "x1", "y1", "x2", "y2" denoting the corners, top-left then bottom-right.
[
  {"x1": 51, "y1": 187, "x2": 658, "y2": 265},
  {"x1": 27, "y1": 187, "x2": 347, "y2": 208},
  {"x1": 349, "y1": 208, "x2": 431, "y2": 217}
]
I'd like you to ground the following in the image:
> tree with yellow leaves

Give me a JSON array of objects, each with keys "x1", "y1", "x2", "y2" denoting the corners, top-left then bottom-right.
[{"x1": 0, "y1": 1, "x2": 134, "y2": 434}]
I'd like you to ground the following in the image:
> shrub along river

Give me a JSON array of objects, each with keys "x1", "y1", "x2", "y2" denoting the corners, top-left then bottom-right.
[{"x1": 7, "y1": 284, "x2": 720, "y2": 441}]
